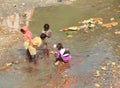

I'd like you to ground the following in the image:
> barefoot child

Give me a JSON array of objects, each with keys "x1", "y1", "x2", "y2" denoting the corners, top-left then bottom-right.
[
  {"x1": 20, "y1": 26, "x2": 33, "y2": 64},
  {"x1": 20, "y1": 26, "x2": 42, "y2": 66},
  {"x1": 54, "y1": 43, "x2": 71, "y2": 65},
  {"x1": 36, "y1": 33, "x2": 50, "y2": 59},
  {"x1": 41, "y1": 23, "x2": 52, "y2": 38}
]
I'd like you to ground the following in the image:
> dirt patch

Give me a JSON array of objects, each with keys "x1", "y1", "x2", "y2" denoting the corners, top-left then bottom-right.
[{"x1": 0, "y1": 30, "x2": 24, "y2": 67}]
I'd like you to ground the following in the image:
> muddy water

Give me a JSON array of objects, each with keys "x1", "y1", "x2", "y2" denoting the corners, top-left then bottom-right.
[
  {"x1": 29, "y1": 0, "x2": 120, "y2": 74},
  {"x1": 0, "y1": 0, "x2": 120, "y2": 88}
]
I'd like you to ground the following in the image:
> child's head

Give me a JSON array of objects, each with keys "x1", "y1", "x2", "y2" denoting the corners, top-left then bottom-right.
[
  {"x1": 40, "y1": 33, "x2": 47, "y2": 40},
  {"x1": 57, "y1": 43, "x2": 63, "y2": 50},
  {"x1": 44, "y1": 24, "x2": 49, "y2": 31},
  {"x1": 20, "y1": 29, "x2": 25, "y2": 34}
]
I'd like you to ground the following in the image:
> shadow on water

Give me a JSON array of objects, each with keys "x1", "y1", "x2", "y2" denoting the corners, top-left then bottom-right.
[{"x1": 0, "y1": 0, "x2": 120, "y2": 88}]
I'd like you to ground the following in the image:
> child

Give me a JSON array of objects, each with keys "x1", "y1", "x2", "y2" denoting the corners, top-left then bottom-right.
[
  {"x1": 41, "y1": 23, "x2": 52, "y2": 38},
  {"x1": 20, "y1": 26, "x2": 42, "y2": 66},
  {"x1": 36, "y1": 33, "x2": 49, "y2": 59},
  {"x1": 54, "y1": 43, "x2": 71, "y2": 65},
  {"x1": 20, "y1": 26, "x2": 33, "y2": 64}
]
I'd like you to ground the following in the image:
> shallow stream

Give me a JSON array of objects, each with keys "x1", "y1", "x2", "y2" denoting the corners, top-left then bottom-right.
[{"x1": 0, "y1": 0, "x2": 120, "y2": 88}]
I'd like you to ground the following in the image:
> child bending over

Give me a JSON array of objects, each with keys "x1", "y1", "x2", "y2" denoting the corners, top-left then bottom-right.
[
  {"x1": 20, "y1": 26, "x2": 41, "y2": 66},
  {"x1": 36, "y1": 33, "x2": 50, "y2": 59},
  {"x1": 54, "y1": 43, "x2": 71, "y2": 65}
]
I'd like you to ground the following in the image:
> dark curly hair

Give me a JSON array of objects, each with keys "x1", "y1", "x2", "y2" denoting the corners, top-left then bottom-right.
[
  {"x1": 40, "y1": 33, "x2": 47, "y2": 40},
  {"x1": 57, "y1": 43, "x2": 63, "y2": 50},
  {"x1": 44, "y1": 24, "x2": 50, "y2": 31}
]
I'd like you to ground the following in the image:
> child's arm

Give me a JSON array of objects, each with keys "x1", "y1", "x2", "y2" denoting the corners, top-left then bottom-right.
[{"x1": 47, "y1": 32, "x2": 51, "y2": 38}]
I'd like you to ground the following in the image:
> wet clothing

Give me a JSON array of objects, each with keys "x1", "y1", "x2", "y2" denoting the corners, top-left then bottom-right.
[{"x1": 56, "y1": 48, "x2": 71, "y2": 63}]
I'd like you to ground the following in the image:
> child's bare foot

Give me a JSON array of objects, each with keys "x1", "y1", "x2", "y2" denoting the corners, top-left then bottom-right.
[
  {"x1": 34, "y1": 63, "x2": 39, "y2": 67},
  {"x1": 61, "y1": 62, "x2": 65, "y2": 65},
  {"x1": 54, "y1": 61, "x2": 60, "y2": 66}
]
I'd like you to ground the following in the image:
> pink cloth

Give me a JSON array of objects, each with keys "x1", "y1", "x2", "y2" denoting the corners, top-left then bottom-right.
[
  {"x1": 56, "y1": 49, "x2": 71, "y2": 62},
  {"x1": 22, "y1": 26, "x2": 33, "y2": 43}
]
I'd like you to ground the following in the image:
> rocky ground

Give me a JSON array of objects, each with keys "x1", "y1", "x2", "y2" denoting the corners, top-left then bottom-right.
[
  {"x1": 0, "y1": 30, "x2": 23, "y2": 67},
  {"x1": 0, "y1": 0, "x2": 76, "y2": 18}
]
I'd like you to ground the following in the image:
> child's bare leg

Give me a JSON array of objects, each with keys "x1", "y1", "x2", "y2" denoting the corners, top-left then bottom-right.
[
  {"x1": 43, "y1": 49, "x2": 47, "y2": 59},
  {"x1": 47, "y1": 49, "x2": 50, "y2": 58},
  {"x1": 26, "y1": 49, "x2": 31, "y2": 64},
  {"x1": 34, "y1": 54, "x2": 39, "y2": 66},
  {"x1": 43, "y1": 49, "x2": 50, "y2": 59}
]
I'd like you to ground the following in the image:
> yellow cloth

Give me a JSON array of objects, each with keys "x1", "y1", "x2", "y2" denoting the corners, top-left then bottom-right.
[
  {"x1": 28, "y1": 45, "x2": 36, "y2": 55},
  {"x1": 29, "y1": 37, "x2": 42, "y2": 55},
  {"x1": 23, "y1": 37, "x2": 42, "y2": 55},
  {"x1": 32, "y1": 37, "x2": 42, "y2": 47},
  {"x1": 24, "y1": 41, "x2": 29, "y2": 50}
]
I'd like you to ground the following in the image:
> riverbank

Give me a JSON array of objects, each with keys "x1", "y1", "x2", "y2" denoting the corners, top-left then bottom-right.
[
  {"x1": 0, "y1": 0, "x2": 76, "y2": 18},
  {"x1": 0, "y1": 30, "x2": 23, "y2": 67}
]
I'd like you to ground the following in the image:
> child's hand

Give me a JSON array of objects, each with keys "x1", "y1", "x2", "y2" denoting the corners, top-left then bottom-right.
[
  {"x1": 54, "y1": 52, "x2": 57, "y2": 57},
  {"x1": 33, "y1": 45, "x2": 38, "y2": 49}
]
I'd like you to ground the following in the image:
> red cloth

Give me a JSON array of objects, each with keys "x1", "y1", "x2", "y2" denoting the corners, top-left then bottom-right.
[{"x1": 22, "y1": 26, "x2": 33, "y2": 43}]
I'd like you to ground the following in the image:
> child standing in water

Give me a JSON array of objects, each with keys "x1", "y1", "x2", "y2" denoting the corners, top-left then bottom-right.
[
  {"x1": 41, "y1": 23, "x2": 52, "y2": 38},
  {"x1": 40, "y1": 23, "x2": 52, "y2": 57},
  {"x1": 54, "y1": 43, "x2": 71, "y2": 65},
  {"x1": 20, "y1": 26, "x2": 33, "y2": 64},
  {"x1": 20, "y1": 26, "x2": 42, "y2": 66},
  {"x1": 36, "y1": 33, "x2": 50, "y2": 59}
]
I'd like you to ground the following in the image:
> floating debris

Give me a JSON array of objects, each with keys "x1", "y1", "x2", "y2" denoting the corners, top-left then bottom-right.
[
  {"x1": 101, "y1": 22, "x2": 118, "y2": 28},
  {"x1": 111, "y1": 62, "x2": 116, "y2": 67},
  {"x1": 95, "y1": 83, "x2": 101, "y2": 88},
  {"x1": 66, "y1": 31, "x2": 73, "y2": 36},
  {"x1": 53, "y1": 44, "x2": 57, "y2": 48},
  {"x1": 60, "y1": 17, "x2": 119, "y2": 37},
  {"x1": 62, "y1": 26, "x2": 80, "y2": 31},
  {"x1": 94, "y1": 70, "x2": 100, "y2": 77},
  {"x1": 67, "y1": 26, "x2": 80, "y2": 31},
  {"x1": 115, "y1": 31, "x2": 120, "y2": 34},
  {"x1": 22, "y1": 3, "x2": 25, "y2": 6},
  {"x1": 0, "y1": 62, "x2": 13, "y2": 71},
  {"x1": 78, "y1": 17, "x2": 103, "y2": 32},
  {"x1": 110, "y1": 17, "x2": 115, "y2": 21},
  {"x1": 67, "y1": 35, "x2": 73, "y2": 38},
  {"x1": 5, "y1": 62, "x2": 12, "y2": 67},
  {"x1": 101, "y1": 66, "x2": 107, "y2": 71}
]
